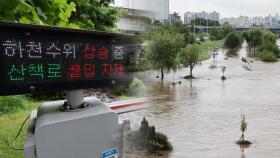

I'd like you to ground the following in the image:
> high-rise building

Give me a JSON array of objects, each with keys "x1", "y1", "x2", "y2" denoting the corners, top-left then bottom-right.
[
  {"x1": 163, "y1": 12, "x2": 182, "y2": 25},
  {"x1": 113, "y1": 0, "x2": 169, "y2": 32},
  {"x1": 184, "y1": 11, "x2": 220, "y2": 25},
  {"x1": 184, "y1": 12, "x2": 194, "y2": 24},
  {"x1": 114, "y1": 0, "x2": 169, "y2": 22}
]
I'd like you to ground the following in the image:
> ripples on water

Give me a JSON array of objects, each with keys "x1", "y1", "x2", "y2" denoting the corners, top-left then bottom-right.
[{"x1": 120, "y1": 41, "x2": 280, "y2": 158}]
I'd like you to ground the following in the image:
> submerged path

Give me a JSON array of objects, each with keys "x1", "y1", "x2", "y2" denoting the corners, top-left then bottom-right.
[{"x1": 120, "y1": 41, "x2": 280, "y2": 158}]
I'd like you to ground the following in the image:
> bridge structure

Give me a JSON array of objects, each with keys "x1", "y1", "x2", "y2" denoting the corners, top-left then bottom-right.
[{"x1": 195, "y1": 26, "x2": 280, "y2": 35}]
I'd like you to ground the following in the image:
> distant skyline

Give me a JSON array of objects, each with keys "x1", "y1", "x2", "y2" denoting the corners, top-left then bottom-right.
[{"x1": 170, "y1": 0, "x2": 280, "y2": 18}]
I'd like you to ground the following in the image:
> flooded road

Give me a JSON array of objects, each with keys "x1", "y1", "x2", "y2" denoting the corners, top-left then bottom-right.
[{"x1": 120, "y1": 41, "x2": 280, "y2": 158}]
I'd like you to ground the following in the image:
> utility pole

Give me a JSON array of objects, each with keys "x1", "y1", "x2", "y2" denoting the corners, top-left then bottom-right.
[
  {"x1": 207, "y1": 19, "x2": 209, "y2": 34},
  {"x1": 193, "y1": 14, "x2": 196, "y2": 36}
]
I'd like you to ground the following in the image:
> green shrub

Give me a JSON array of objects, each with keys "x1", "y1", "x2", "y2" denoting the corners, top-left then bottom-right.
[
  {"x1": 111, "y1": 84, "x2": 129, "y2": 96},
  {"x1": 153, "y1": 132, "x2": 173, "y2": 150},
  {"x1": 128, "y1": 77, "x2": 147, "y2": 96},
  {"x1": 136, "y1": 47, "x2": 153, "y2": 71},
  {"x1": 224, "y1": 32, "x2": 242, "y2": 51},
  {"x1": 140, "y1": 117, "x2": 149, "y2": 135},
  {"x1": 258, "y1": 42, "x2": 280, "y2": 57},
  {"x1": 111, "y1": 77, "x2": 147, "y2": 96},
  {"x1": 258, "y1": 51, "x2": 278, "y2": 62},
  {"x1": 199, "y1": 34, "x2": 205, "y2": 42},
  {"x1": 0, "y1": 96, "x2": 25, "y2": 114},
  {"x1": 147, "y1": 140, "x2": 164, "y2": 152},
  {"x1": 138, "y1": 117, "x2": 172, "y2": 153}
]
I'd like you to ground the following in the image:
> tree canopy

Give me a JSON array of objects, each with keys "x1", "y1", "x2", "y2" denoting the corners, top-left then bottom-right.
[
  {"x1": 210, "y1": 26, "x2": 223, "y2": 40},
  {"x1": 173, "y1": 23, "x2": 195, "y2": 45},
  {"x1": 210, "y1": 24, "x2": 234, "y2": 41},
  {"x1": 67, "y1": 0, "x2": 122, "y2": 31},
  {"x1": 0, "y1": 0, "x2": 121, "y2": 31},
  {"x1": 224, "y1": 32, "x2": 242, "y2": 52},
  {"x1": 145, "y1": 25, "x2": 184, "y2": 80},
  {"x1": 242, "y1": 29, "x2": 263, "y2": 54},
  {"x1": 179, "y1": 44, "x2": 200, "y2": 77},
  {"x1": 242, "y1": 28, "x2": 279, "y2": 61}
]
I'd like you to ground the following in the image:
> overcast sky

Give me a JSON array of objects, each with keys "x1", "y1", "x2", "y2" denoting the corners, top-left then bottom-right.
[{"x1": 170, "y1": 0, "x2": 280, "y2": 18}]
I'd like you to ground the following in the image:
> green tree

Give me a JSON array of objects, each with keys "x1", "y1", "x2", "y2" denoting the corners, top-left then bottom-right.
[
  {"x1": 0, "y1": 0, "x2": 121, "y2": 31},
  {"x1": 262, "y1": 30, "x2": 277, "y2": 44},
  {"x1": 146, "y1": 25, "x2": 184, "y2": 80},
  {"x1": 30, "y1": 0, "x2": 77, "y2": 27},
  {"x1": 242, "y1": 31, "x2": 252, "y2": 52},
  {"x1": 67, "y1": 0, "x2": 122, "y2": 31},
  {"x1": 191, "y1": 18, "x2": 220, "y2": 27},
  {"x1": 224, "y1": 32, "x2": 242, "y2": 52},
  {"x1": 258, "y1": 30, "x2": 279, "y2": 56},
  {"x1": 173, "y1": 23, "x2": 193, "y2": 45},
  {"x1": 0, "y1": 0, "x2": 19, "y2": 21},
  {"x1": 239, "y1": 114, "x2": 247, "y2": 142},
  {"x1": 258, "y1": 42, "x2": 280, "y2": 57},
  {"x1": 0, "y1": 0, "x2": 78, "y2": 28},
  {"x1": 210, "y1": 26, "x2": 222, "y2": 40},
  {"x1": 179, "y1": 44, "x2": 200, "y2": 78},
  {"x1": 243, "y1": 29, "x2": 279, "y2": 61},
  {"x1": 221, "y1": 24, "x2": 234, "y2": 37},
  {"x1": 249, "y1": 29, "x2": 263, "y2": 54}
]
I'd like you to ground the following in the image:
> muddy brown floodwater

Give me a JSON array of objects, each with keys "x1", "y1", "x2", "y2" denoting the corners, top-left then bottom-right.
[{"x1": 120, "y1": 40, "x2": 280, "y2": 158}]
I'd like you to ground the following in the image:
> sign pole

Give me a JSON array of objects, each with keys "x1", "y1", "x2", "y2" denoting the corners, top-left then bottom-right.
[{"x1": 66, "y1": 90, "x2": 84, "y2": 110}]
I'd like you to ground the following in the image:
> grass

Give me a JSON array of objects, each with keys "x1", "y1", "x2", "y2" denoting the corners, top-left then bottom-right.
[
  {"x1": 0, "y1": 96, "x2": 41, "y2": 158},
  {"x1": 197, "y1": 39, "x2": 224, "y2": 61},
  {"x1": 117, "y1": 95, "x2": 136, "y2": 100},
  {"x1": 0, "y1": 87, "x2": 145, "y2": 158}
]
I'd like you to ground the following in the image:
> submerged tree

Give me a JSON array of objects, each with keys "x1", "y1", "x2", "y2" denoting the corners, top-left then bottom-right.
[
  {"x1": 179, "y1": 44, "x2": 200, "y2": 79},
  {"x1": 146, "y1": 25, "x2": 184, "y2": 80},
  {"x1": 239, "y1": 114, "x2": 247, "y2": 142},
  {"x1": 250, "y1": 29, "x2": 263, "y2": 54},
  {"x1": 242, "y1": 31, "x2": 252, "y2": 52},
  {"x1": 237, "y1": 114, "x2": 252, "y2": 145},
  {"x1": 243, "y1": 29, "x2": 263, "y2": 54},
  {"x1": 224, "y1": 32, "x2": 242, "y2": 53},
  {"x1": 221, "y1": 66, "x2": 226, "y2": 80},
  {"x1": 258, "y1": 30, "x2": 280, "y2": 57}
]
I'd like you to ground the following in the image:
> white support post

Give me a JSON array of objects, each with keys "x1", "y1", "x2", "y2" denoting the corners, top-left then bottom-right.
[{"x1": 66, "y1": 90, "x2": 84, "y2": 110}]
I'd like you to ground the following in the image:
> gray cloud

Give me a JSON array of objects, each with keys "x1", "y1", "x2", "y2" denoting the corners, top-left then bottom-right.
[{"x1": 170, "y1": 0, "x2": 280, "y2": 18}]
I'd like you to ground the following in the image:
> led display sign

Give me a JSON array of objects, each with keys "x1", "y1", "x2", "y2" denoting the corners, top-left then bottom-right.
[{"x1": 0, "y1": 22, "x2": 133, "y2": 95}]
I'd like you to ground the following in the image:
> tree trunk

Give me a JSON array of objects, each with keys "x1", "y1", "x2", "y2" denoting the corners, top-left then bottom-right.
[
  {"x1": 190, "y1": 66, "x2": 193, "y2": 77},
  {"x1": 239, "y1": 132, "x2": 245, "y2": 142},
  {"x1": 248, "y1": 44, "x2": 251, "y2": 53},
  {"x1": 161, "y1": 68, "x2": 164, "y2": 80}
]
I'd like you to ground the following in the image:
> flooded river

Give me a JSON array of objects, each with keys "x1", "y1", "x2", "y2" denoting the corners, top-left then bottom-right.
[{"x1": 120, "y1": 40, "x2": 280, "y2": 158}]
